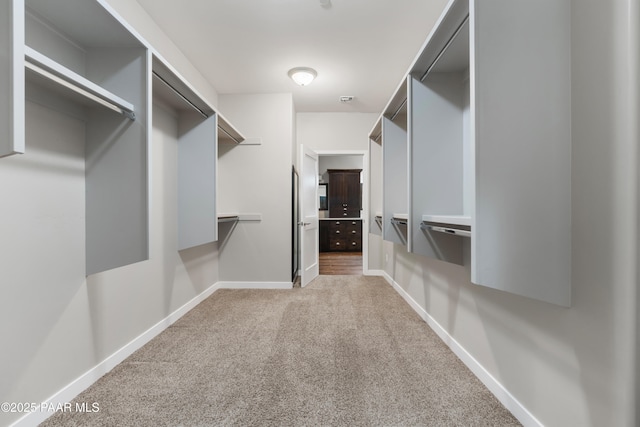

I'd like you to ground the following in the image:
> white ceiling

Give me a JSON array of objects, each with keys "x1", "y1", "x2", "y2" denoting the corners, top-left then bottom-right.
[{"x1": 136, "y1": 0, "x2": 449, "y2": 113}]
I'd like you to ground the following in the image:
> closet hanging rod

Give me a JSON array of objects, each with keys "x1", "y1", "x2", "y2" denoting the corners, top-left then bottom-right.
[
  {"x1": 420, "y1": 222, "x2": 471, "y2": 237},
  {"x1": 218, "y1": 124, "x2": 242, "y2": 144},
  {"x1": 390, "y1": 217, "x2": 408, "y2": 226},
  {"x1": 389, "y1": 98, "x2": 407, "y2": 123},
  {"x1": 25, "y1": 48, "x2": 136, "y2": 120},
  {"x1": 153, "y1": 71, "x2": 209, "y2": 119},
  {"x1": 419, "y1": 15, "x2": 469, "y2": 83}
]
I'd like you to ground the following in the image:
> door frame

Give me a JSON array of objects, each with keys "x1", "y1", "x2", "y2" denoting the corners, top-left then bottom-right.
[{"x1": 315, "y1": 149, "x2": 370, "y2": 274}]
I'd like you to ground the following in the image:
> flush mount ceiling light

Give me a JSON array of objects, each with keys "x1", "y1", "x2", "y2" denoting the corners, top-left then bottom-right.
[{"x1": 288, "y1": 67, "x2": 317, "y2": 86}]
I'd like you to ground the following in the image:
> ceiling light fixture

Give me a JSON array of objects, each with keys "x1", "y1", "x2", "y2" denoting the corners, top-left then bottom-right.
[{"x1": 288, "y1": 67, "x2": 317, "y2": 86}]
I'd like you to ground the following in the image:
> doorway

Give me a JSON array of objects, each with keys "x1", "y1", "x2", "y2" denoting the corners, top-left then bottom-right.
[{"x1": 317, "y1": 152, "x2": 366, "y2": 275}]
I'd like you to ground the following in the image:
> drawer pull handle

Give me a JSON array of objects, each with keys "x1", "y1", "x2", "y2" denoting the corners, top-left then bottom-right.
[
  {"x1": 352, "y1": 230, "x2": 356, "y2": 234},
  {"x1": 336, "y1": 230, "x2": 340, "y2": 234},
  {"x1": 352, "y1": 242, "x2": 356, "y2": 245}
]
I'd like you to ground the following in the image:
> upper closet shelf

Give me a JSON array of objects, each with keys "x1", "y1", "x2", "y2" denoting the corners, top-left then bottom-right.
[
  {"x1": 383, "y1": 78, "x2": 408, "y2": 122},
  {"x1": 25, "y1": 47, "x2": 135, "y2": 119},
  {"x1": 217, "y1": 113, "x2": 244, "y2": 144},
  {"x1": 152, "y1": 55, "x2": 245, "y2": 144},
  {"x1": 369, "y1": 117, "x2": 382, "y2": 142}
]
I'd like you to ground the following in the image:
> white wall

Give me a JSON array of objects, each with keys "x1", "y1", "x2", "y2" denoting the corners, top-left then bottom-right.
[
  {"x1": 367, "y1": 1, "x2": 640, "y2": 426},
  {"x1": 319, "y1": 155, "x2": 363, "y2": 183},
  {"x1": 297, "y1": 112, "x2": 377, "y2": 154},
  {"x1": 217, "y1": 93, "x2": 295, "y2": 284}
]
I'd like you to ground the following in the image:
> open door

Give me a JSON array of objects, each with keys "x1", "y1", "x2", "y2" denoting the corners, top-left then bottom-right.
[{"x1": 300, "y1": 145, "x2": 319, "y2": 287}]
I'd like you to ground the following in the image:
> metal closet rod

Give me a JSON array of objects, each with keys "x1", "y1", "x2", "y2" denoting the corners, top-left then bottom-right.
[
  {"x1": 218, "y1": 125, "x2": 242, "y2": 144},
  {"x1": 387, "y1": 14, "x2": 470, "y2": 123},
  {"x1": 420, "y1": 222, "x2": 471, "y2": 237},
  {"x1": 153, "y1": 71, "x2": 242, "y2": 144},
  {"x1": 153, "y1": 71, "x2": 210, "y2": 119},
  {"x1": 419, "y1": 14, "x2": 470, "y2": 83},
  {"x1": 390, "y1": 217, "x2": 408, "y2": 226},
  {"x1": 25, "y1": 59, "x2": 136, "y2": 120},
  {"x1": 389, "y1": 98, "x2": 407, "y2": 122}
]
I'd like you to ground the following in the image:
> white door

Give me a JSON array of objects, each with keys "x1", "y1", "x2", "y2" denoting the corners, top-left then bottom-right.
[{"x1": 300, "y1": 145, "x2": 319, "y2": 287}]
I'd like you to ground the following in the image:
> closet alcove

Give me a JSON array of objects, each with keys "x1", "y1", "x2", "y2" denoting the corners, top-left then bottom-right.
[
  {"x1": 368, "y1": 0, "x2": 571, "y2": 306},
  {"x1": 152, "y1": 56, "x2": 245, "y2": 251}
]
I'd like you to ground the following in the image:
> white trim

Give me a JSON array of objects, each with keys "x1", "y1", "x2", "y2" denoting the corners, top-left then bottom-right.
[
  {"x1": 11, "y1": 282, "x2": 222, "y2": 427},
  {"x1": 381, "y1": 272, "x2": 543, "y2": 427},
  {"x1": 218, "y1": 281, "x2": 293, "y2": 290},
  {"x1": 314, "y1": 149, "x2": 369, "y2": 276},
  {"x1": 364, "y1": 269, "x2": 385, "y2": 276}
]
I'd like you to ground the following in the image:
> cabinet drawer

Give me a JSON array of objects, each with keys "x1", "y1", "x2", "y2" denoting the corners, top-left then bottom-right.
[{"x1": 329, "y1": 238, "x2": 347, "y2": 251}]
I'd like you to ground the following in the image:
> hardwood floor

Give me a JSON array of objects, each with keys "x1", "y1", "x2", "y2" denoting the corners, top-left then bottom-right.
[{"x1": 319, "y1": 252, "x2": 363, "y2": 275}]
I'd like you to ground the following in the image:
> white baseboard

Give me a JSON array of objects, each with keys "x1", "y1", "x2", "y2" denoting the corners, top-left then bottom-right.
[
  {"x1": 218, "y1": 281, "x2": 293, "y2": 289},
  {"x1": 11, "y1": 282, "x2": 223, "y2": 427},
  {"x1": 381, "y1": 272, "x2": 542, "y2": 427},
  {"x1": 364, "y1": 269, "x2": 385, "y2": 276}
]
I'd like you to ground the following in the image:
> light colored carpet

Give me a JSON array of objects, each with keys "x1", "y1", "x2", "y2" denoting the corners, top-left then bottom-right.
[{"x1": 41, "y1": 275, "x2": 521, "y2": 426}]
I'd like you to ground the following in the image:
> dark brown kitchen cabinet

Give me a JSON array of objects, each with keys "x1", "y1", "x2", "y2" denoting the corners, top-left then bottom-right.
[{"x1": 328, "y1": 169, "x2": 362, "y2": 218}]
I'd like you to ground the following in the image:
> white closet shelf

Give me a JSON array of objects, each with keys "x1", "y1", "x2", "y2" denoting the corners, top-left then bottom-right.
[
  {"x1": 383, "y1": 77, "x2": 409, "y2": 123},
  {"x1": 217, "y1": 113, "x2": 244, "y2": 144},
  {"x1": 420, "y1": 223, "x2": 471, "y2": 238},
  {"x1": 25, "y1": 46, "x2": 135, "y2": 119},
  {"x1": 421, "y1": 214, "x2": 471, "y2": 227},
  {"x1": 217, "y1": 214, "x2": 239, "y2": 223},
  {"x1": 369, "y1": 117, "x2": 382, "y2": 142},
  {"x1": 420, "y1": 215, "x2": 471, "y2": 238},
  {"x1": 218, "y1": 213, "x2": 262, "y2": 222},
  {"x1": 391, "y1": 214, "x2": 408, "y2": 226},
  {"x1": 152, "y1": 55, "x2": 245, "y2": 144}
]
